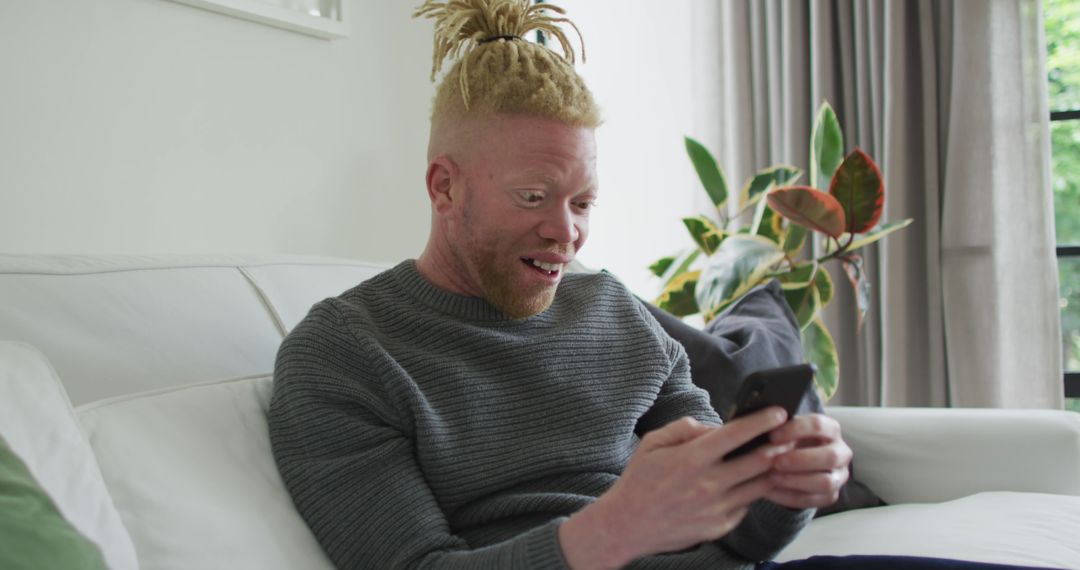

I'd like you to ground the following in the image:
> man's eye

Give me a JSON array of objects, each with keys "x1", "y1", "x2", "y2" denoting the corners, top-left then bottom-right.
[
  {"x1": 574, "y1": 200, "x2": 596, "y2": 211},
  {"x1": 519, "y1": 191, "x2": 544, "y2": 204}
]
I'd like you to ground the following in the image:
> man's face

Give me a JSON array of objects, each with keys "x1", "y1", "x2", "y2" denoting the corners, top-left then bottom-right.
[{"x1": 445, "y1": 114, "x2": 597, "y2": 318}]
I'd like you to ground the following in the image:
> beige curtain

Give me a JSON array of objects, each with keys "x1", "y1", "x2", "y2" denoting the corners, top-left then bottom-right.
[{"x1": 696, "y1": 0, "x2": 1062, "y2": 408}]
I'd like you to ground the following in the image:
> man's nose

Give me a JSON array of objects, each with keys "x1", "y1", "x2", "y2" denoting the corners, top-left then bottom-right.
[{"x1": 537, "y1": 205, "x2": 580, "y2": 244}]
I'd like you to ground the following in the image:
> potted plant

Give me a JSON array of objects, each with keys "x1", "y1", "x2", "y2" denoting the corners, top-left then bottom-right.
[{"x1": 650, "y1": 101, "x2": 913, "y2": 399}]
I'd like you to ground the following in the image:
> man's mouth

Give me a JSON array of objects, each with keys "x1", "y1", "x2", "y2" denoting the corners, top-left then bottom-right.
[{"x1": 521, "y1": 258, "x2": 562, "y2": 277}]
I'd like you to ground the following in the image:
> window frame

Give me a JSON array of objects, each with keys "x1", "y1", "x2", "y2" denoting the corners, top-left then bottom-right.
[
  {"x1": 1050, "y1": 108, "x2": 1080, "y2": 398},
  {"x1": 1045, "y1": 0, "x2": 1079, "y2": 400},
  {"x1": 1061, "y1": 240, "x2": 1080, "y2": 398}
]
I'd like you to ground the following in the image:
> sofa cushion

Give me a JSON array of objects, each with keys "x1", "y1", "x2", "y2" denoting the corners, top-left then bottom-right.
[
  {"x1": 776, "y1": 492, "x2": 1080, "y2": 568},
  {"x1": 77, "y1": 375, "x2": 335, "y2": 570},
  {"x1": 827, "y1": 406, "x2": 1080, "y2": 504},
  {"x1": 0, "y1": 255, "x2": 289, "y2": 406},
  {"x1": 0, "y1": 342, "x2": 138, "y2": 570},
  {"x1": 240, "y1": 260, "x2": 388, "y2": 333},
  {"x1": 0, "y1": 434, "x2": 108, "y2": 570}
]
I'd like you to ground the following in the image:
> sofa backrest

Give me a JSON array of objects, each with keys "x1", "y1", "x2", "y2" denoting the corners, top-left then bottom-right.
[{"x1": 0, "y1": 255, "x2": 388, "y2": 406}]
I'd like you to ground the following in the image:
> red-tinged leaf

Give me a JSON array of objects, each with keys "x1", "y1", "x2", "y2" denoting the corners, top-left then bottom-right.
[
  {"x1": 830, "y1": 149, "x2": 884, "y2": 234},
  {"x1": 767, "y1": 186, "x2": 847, "y2": 239},
  {"x1": 843, "y1": 256, "x2": 871, "y2": 329}
]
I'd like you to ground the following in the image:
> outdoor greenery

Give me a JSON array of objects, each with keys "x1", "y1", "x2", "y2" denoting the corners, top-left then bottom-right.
[
  {"x1": 1047, "y1": 0, "x2": 1080, "y2": 113},
  {"x1": 1046, "y1": 0, "x2": 1080, "y2": 412}
]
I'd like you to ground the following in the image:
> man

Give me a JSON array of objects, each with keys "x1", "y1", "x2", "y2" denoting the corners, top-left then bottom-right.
[{"x1": 268, "y1": 1, "x2": 850, "y2": 568}]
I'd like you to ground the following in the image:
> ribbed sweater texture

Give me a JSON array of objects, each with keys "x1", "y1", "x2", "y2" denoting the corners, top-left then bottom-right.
[{"x1": 269, "y1": 261, "x2": 812, "y2": 569}]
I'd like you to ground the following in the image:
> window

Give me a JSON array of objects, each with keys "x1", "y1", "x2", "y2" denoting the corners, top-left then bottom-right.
[{"x1": 1045, "y1": 0, "x2": 1080, "y2": 412}]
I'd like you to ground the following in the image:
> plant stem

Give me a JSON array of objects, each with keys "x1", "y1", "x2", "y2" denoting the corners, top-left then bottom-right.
[
  {"x1": 716, "y1": 207, "x2": 728, "y2": 229},
  {"x1": 762, "y1": 232, "x2": 862, "y2": 281}
]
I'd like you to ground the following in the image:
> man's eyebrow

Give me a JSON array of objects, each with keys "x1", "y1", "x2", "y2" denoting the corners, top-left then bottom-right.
[{"x1": 506, "y1": 170, "x2": 559, "y2": 185}]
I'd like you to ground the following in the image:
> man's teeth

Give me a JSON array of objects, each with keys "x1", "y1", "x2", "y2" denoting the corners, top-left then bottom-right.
[{"x1": 529, "y1": 259, "x2": 561, "y2": 272}]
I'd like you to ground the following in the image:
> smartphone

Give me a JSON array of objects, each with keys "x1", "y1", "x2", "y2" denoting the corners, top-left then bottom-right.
[{"x1": 722, "y1": 364, "x2": 815, "y2": 460}]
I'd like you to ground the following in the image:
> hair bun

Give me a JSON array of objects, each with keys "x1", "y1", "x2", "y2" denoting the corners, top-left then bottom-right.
[{"x1": 413, "y1": 0, "x2": 584, "y2": 82}]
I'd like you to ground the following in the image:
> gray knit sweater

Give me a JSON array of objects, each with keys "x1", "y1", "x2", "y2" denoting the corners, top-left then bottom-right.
[{"x1": 268, "y1": 261, "x2": 812, "y2": 569}]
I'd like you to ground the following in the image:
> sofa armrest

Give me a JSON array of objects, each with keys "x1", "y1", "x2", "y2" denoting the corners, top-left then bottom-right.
[{"x1": 827, "y1": 406, "x2": 1080, "y2": 504}]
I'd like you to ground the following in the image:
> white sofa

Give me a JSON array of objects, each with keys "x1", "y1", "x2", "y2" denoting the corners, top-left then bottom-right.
[{"x1": 1, "y1": 254, "x2": 1078, "y2": 570}]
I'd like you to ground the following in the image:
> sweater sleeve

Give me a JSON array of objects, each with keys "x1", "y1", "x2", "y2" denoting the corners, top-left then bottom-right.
[
  {"x1": 628, "y1": 298, "x2": 722, "y2": 435},
  {"x1": 719, "y1": 500, "x2": 814, "y2": 564},
  {"x1": 267, "y1": 302, "x2": 571, "y2": 570}
]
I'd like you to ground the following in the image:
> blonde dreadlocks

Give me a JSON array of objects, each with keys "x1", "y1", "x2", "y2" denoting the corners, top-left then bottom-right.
[{"x1": 413, "y1": 0, "x2": 601, "y2": 129}]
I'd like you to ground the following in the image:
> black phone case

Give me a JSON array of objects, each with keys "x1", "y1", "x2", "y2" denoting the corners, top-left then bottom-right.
[{"x1": 722, "y1": 364, "x2": 815, "y2": 460}]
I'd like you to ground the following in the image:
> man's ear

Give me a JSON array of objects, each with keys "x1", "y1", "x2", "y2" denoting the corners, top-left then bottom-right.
[{"x1": 426, "y1": 156, "x2": 459, "y2": 214}]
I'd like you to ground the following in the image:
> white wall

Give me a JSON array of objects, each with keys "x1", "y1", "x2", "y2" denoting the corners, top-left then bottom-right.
[
  {"x1": 560, "y1": 1, "x2": 717, "y2": 299},
  {"x1": 0, "y1": 0, "x2": 434, "y2": 263},
  {"x1": 0, "y1": 0, "x2": 716, "y2": 299}
]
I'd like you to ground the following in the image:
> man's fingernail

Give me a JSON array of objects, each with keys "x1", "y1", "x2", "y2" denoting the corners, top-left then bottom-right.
[
  {"x1": 765, "y1": 444, "x2": 789, "y2": 458},
  {"x1": 769, "y1": 443, "x2": 795, "y2": 457}
]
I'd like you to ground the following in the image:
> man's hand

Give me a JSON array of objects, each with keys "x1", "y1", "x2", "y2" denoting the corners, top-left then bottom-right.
[
  {"x1": 558, "y1": 408, "x2": 794, "y2": 570},
  {"x1": 765, "y1": 413, "x2": 852, "y2": 509}
]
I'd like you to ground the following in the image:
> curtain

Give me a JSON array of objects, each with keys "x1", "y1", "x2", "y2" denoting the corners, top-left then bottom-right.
[{"x1": 695, "y1": 0, "x2": 1062, "y2": 408}]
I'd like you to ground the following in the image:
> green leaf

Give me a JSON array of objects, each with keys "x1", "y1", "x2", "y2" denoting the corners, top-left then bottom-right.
[
  {"x1": 810, "y1": 102, "x2": 844, "y2": 190},
  {"x1": 695, "y1": 235, "x2": 785, "y2": 321},
  {"x1": 648, "y1": 256, "x2": 676, "y2": 278},
  {"x1": 815, "y1": 265, "x2": 835, "y2": 306},
  {"x1": 682, "y1": 216, "x2": 725, "y2": 256},
  {"x1": 783, "y1": 223, "x2": 807, "y2": 257},
  {"x1": 685, "y1": 136, "x2": 728, "y2": 208},
  {"x1": 783, "y1": 283, "x2": 821, "y2": 331},
  {"x1": 655, "y1": 270, "x2": 701, "y2": 317},
  {"x1": 843, "y1": 255, "x2": 871, "y2": 328},
  {"x1": 740, "y1": 165, "x2": 803, "y2": 208},
  {"x1": 752, "y1": 203, "x2": 784, "y2": 246},
  {"x1": 835, "y1": 219, "x2": 915, "y2": 252},
  {"x1": 661, "y1": 248, "x2": 702, "y2": 287},
  {"x1": 829, "y1": 149, "x2": 884, "y2": 234},
  {"x1": 803, "y1": 317, "x2": 839, "y2": 401},
  {"x1": 777, "y1": 261, "x2": 818, "y2": 289},
  {"x1": 767, "y1": 186, "x2": 847, "y2": 239}
]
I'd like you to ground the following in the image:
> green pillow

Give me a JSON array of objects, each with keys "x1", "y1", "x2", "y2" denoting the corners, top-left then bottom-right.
[{"x1": 0, "y1": 434, "x2": 108, "y2": 570}]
